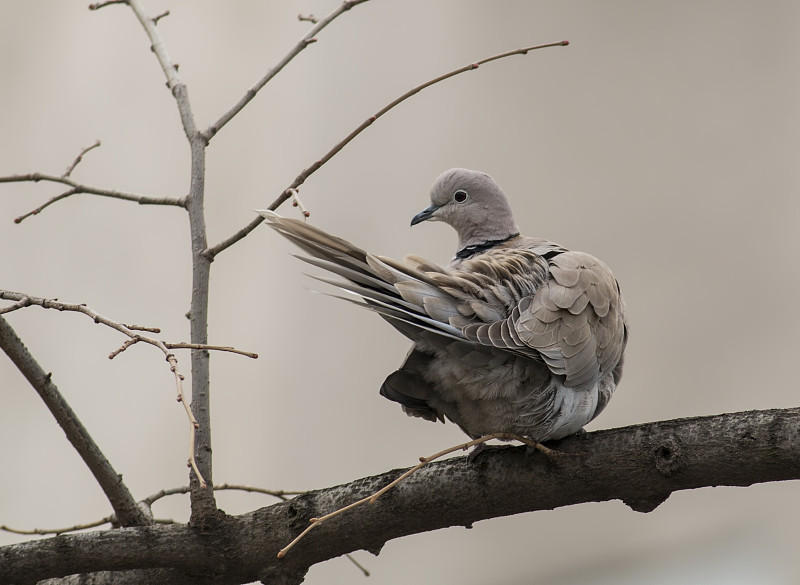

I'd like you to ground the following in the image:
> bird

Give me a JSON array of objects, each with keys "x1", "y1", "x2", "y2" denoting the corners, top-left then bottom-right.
[{"x1": 258, "y1": 168, "x2": 627, "y2": 444}]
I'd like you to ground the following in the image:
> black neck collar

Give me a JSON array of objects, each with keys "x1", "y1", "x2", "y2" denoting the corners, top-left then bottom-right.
[{"x1": 455, "y1": 233, "x2": 519, "y2": 260}]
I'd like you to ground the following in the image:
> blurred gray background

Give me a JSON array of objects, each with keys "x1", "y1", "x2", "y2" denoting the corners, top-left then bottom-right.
[{"x1": 1, "y1": 1, "x2": 799, "y2": 583}]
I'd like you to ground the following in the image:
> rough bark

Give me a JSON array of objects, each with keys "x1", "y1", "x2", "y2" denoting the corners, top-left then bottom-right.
[{"x1": 2, "y1": 407, "x2": 799, "y2": 585}]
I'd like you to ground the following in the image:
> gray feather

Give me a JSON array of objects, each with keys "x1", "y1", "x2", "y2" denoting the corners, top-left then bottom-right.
[{"x1": 256, "y1": 169, "x2": 627, "y2": 442}]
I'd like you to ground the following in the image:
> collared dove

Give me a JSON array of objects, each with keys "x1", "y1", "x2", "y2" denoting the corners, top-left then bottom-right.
[{"x1": 258, "y1": 168, "x2": 627, "y2": 443}]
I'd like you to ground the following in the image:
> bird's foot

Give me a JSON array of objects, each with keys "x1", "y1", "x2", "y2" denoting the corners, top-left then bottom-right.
[
  {"x1": 467, "y1": 442, "x2": 506, "y2": 462},
  {"x1": 523, "y1": 440, "x2": 571, "y2": 465}
]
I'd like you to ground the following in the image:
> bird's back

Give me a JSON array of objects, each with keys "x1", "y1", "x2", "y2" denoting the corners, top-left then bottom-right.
[
  {"x1": 382, "y1": 235, "x2": 627, "y2": 441},
  {"x1": 259, "y1": 167, "x2": 627, "y2": 443}
]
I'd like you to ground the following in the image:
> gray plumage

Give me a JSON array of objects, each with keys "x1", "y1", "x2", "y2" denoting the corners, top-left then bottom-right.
[{"x1": 258, "y1": 168, "x2": 628, "y2": 442}]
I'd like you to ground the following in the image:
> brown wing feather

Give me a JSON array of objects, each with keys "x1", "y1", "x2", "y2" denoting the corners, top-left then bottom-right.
[
  {"x1": 259, "y1": 211, "x2": 625, "y2": 393},
  {"x1": 515, "y1": 251, "x2": 625, "y2": 391}
]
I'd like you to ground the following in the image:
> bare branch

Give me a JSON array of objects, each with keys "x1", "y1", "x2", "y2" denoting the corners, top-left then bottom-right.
[
  {"x1": 0, "y1": 172, "x2": 185, "y2": 223},
  {"x1": 203, "y1": 0, "x2": 371, "y2": 142},
  {"x1": 118, "y1": 0, "x2": 200, "y2": 143},
  {"x1": 281, "y1": 41, "x2": 569, "y2": 199},
  {"x1": 88, "y1": 0, "x2": 127, "y2": 9},
  {"x1": 114, "y1": 0, "x2": 216, "y2": 519},
  {"x1": 205, "y1": 40, "x2": 568, "y2": 259},
  {"x1": 152, "y1": 9, "x2": 169, "y2": 24},
  {"x1": 62, "y1": 139, "x2": 102, "y2": 178},
  {"x1": 124, "y1": 324, "x2": 161, "y2": 333},
  {"x1": 0, "y1": 290, "x2": 159, "y2": 352},
  {"x1": 0, "y1": 290, "x2": 207, "y2": 488},
  {"x1": 142, "y1": 484, "x2": 305, "y2": 507},
  {"x1": 0, "y1": 296, "x2": 31, "y2": 315},
  {"x1": 2, "y1": 407, "x2": 799, "y2": 583},
  {"x1": 286, "y1": 188, "x2": 310, "y2": 219},
  {"x1": 277, "y1": 433, "x2": 549, "y2": 558},
  {"x1": 164, "y1": 342, "x2": 258, "y2": 359},
  {"x1": 0, "y1": 316, "x2": 150, "y2": 527},
  {"x1": 206, "y1": 216, "x2": 263, "y2": 259},
  {"x1": 125, "y1": 0, "x2": 180, "y2": 92},
  {"x1": 169, "y1": 352, "x2": 206, "y2": 487},
  {"x1": 1, "y1": 517, "x2": 115, "y2": 536},
  {"x1": 108, "y1": 337, "x2": 140, "y2": 359}
]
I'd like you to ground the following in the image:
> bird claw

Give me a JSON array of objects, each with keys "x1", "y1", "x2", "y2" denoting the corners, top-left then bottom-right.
[
  {"x1": 526, "y1": 436, "x2": 583, "y2": 465},
  {"x1": 467, "y1": 442, "x2": 500, "y2": 462}
]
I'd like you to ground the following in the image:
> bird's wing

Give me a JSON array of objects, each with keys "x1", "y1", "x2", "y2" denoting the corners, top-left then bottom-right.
[
  {"x1": 259, "y1": 212, "x2": 626, "y2": 389},
  {"x1": 432, "y1": 247, "x2": 627, "y2": 391},
  {"x1": 258, "y1": 211, "x2": 467, "y2": 345},
  {"x1": 514, "y1": 251, "x2": 627, "y2": 391}
]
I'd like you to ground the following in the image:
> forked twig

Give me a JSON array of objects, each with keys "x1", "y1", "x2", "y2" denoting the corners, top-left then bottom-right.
[
  {"x1": 62, "y1": 139, "x2": 101, "y2": 178},
  {"x1": 203, "y1": 0, "x2": 371, "y2": 141},
  {"x1": 277, "y1": 433, "x2": 552, "y2": 558},
  {"x1": 206, "y1": 40, "x2": 568, "y2": 259},
  {"x1": 0, "y1": 171, "x2": 185, "y2": 223},
  {"x1": 0, "y1": 290, "x2": 262, "y2": 489},
  {"x1": 0, "y1": 483, "x2": 305, "y2": 537},
  {"x1": 0, "y1": 297, "x2": 31, "y2": 315},
  {"x1": 152, "y1": 9, "x2": 169, "y2": 24},
  {"x1": 142, "y1": 483, "x2": 305, "y2": 506},
  {"x1": 0, "y1": 290, "x2": 205, "y2": 486},
  {"x1": 286, "y1": 188, "x2": 310, "y2": 219}
]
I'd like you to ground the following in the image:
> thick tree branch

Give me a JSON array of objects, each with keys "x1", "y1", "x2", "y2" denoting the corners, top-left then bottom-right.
[
  {"x1": 3, "y1": 407, "x2": 798, "y2": 584},
  {"x1": 111, "y1": 0, "x2": 219, "y2": 520},
  {"x1": 0, "y1": 316, "x2": 150, "y2": 528},
  {"x1": 203, "y1": 0, "x2": 371, "y2": 142},
  {"x1": 204, "y1": 41, "x2": 569, "y2": 259}
]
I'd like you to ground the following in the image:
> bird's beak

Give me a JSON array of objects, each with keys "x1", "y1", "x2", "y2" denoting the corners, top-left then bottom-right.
[{"x1": 410, "y1": 204, "x2": 439, "y2": 227}]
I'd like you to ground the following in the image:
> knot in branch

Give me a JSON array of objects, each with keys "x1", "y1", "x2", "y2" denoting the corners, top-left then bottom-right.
[{"x1": 653, "y1": 436, "x2": 685, "y2": 477}]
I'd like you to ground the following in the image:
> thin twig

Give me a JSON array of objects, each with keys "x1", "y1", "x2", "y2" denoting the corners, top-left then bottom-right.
[
  {"x1": 126, "y1": 0, "x2": 181, "y2": 93},
  {"x1": 287, "y1": 188, "x2": 310, "y2": 219},
  {"x1": 1, "y1": 515, "x2": 176, "y2": 537},
  {"x1": 0, "y1": 517, "x2": 114, "y2": 536},
  {"x1": 0, "y1": 297, "x2": 31, "y2": 315},
  {"x1": 62, "y1": 140, "x2": 102, "y2": 178},
  {"x1": 205, "y1": 40, "x2": 568, "y2": 259},
  {"x1": 203, "y1": 0, "x2": 371, "y2": 142},
  {"x1": 142, "y1": 483, "x2": 306, "y2": 506},
  {"x1": 123, "y1": 0, "x2": 200, "y2": 141},
  {"x1": 109, "y1": 337, "x2": 139, "y2": 359},
  {"x1": 297, "y1": 13, "x2": 318, "y2": 24},
  {"x1": 0, "y1": 290, "x2": 207, "y2": 488},
  {"x1": 124, "y1": 324, "x2": 161, "y2": 333},
  {"x1": 0, "y1": 172, "x2": 185, "y2": 223},
  {"x1": 165, "y1": 343, "x2": 259, "y2": 359},
  {"x1": 152, "y1": 9, "x2": 169, "y2": 24},
  {"x1": 169, "y1": 353, "x2": 205, "y2": 486},
  {"x1": 277, "y1": 433, "x2": 547, "y2": 558},
  {"x1": 88, "y1": 0, "x2": 127, "y2": 9},
  {"x1": 345, "y1": 554, "x2": 371, "y2": 577}
]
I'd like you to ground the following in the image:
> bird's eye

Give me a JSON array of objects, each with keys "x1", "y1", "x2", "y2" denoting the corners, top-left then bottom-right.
[{"x1": 453, "y1": 189, "x2": 468, "y2": 203}]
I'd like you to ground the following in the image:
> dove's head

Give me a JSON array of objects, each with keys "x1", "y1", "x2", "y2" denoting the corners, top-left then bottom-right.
[{"x1": 411, "y1": 168, "x2": 520, "y2": 250}]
